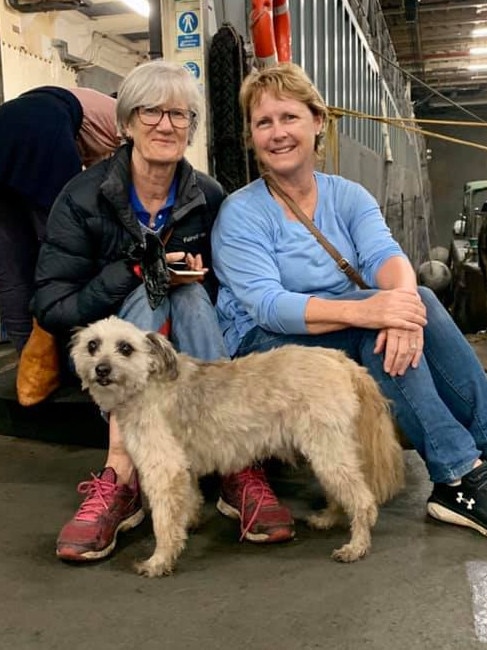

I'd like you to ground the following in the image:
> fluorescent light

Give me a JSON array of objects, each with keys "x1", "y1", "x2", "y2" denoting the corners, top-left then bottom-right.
[
  {"x1": 470, "y1": 47, "x2": 487, "y2": 55},
  {"x1": 472, "y1": 28, "x2": 487, "y2": 37},
  {"x1": 121, "y1": 0, "x2": 149, "y2": 17},
  {"x1": 468, "y1": 63, "x2": 487, "y2": 70}
]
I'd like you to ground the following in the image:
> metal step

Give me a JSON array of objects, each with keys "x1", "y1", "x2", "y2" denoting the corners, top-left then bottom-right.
[{"x1": 0, "y1": 342, "x2": 107, "y2": 448}]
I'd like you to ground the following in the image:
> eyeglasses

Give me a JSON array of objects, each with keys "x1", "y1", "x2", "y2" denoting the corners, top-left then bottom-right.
[{"x1": 136, "y1": 106, "x2": 196, "y2": 129}]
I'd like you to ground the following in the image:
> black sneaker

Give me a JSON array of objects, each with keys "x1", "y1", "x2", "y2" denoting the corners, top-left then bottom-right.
[{"x1": 427, "y1": 462, "x2": 487, "y2": 536}]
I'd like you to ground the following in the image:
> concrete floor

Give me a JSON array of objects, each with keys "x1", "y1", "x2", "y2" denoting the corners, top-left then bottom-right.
[{"x1": 1, "y1": 436, "x2": 487, "y2": 650}]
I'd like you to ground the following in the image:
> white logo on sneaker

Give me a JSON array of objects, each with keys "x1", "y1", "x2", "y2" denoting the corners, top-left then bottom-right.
[{"x1": 456, "y1": 492, "x2": 476, "y2": 510}]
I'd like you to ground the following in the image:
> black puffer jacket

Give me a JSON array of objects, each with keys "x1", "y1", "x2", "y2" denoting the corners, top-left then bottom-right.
[{"x1": 33, "y1": 144, "x2": 225, "y2": 336}]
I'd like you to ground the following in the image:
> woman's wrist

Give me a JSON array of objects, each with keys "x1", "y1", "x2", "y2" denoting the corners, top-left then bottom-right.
[{"x1": 305, "y1": 297, "x2": 360, "y2": 333}]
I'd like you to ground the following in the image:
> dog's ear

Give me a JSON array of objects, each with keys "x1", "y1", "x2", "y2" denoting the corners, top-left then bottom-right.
[
  {"x1": 69, "y1": 325, "x2": 85, "y2": 351},
  {"x1": 145, "y1": 332, "x2": 179, "y2": 380}
]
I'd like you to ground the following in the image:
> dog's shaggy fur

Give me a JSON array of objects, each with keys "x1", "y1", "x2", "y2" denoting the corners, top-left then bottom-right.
[{"x1": 71, "y1": 316, "x2": 405, "y2": 577}]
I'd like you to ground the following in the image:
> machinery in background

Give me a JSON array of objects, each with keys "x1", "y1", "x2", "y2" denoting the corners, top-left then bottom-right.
[{"x1": 448, "y1": 180, "x2": 487, "y2": 333}]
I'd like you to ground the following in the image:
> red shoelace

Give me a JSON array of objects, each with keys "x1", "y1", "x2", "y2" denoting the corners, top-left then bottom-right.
[
  {"x1": 74, "y1": 474, "x2": 119, "y2": 522},
  {"x1": 236, "y1": 468, "x2": 280, "y2": 541}
]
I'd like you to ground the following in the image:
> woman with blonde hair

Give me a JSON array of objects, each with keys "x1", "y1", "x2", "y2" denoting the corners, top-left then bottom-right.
[{"x1": 212, "y1": 62, "x2": 487, "y2": 541}]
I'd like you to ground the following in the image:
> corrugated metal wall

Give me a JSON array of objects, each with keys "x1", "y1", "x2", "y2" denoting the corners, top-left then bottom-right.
[{"x1": 287, "y1": 0, "x2": 432, "y2": 267}]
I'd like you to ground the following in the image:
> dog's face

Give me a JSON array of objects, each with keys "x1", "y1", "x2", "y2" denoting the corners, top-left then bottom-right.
[{"x1": 71, "y1": 316, "x2": 178, "y2": 412}]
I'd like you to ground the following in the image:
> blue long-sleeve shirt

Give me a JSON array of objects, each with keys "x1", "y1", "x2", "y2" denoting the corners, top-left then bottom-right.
[{"x1": 212, "y1": 173, "x2": 406, "y2": 357}]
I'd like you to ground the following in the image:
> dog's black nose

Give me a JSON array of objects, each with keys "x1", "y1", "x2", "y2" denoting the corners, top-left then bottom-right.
[{"x1": 95, "y1": 362, "x2": 112, "y2": 378}]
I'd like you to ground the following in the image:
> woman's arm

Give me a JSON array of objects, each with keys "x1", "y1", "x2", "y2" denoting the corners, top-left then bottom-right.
[
  {"x1": 213, "y1": 188, "x2": 426, "y2": 336},
  {"x1": 213, "y1": 194, "x2": 311, "y2": 335},
  {"x1": 304, "y1": 286, "x2": 426, "y2": 334},
  {"x1": 33, "y1": 192, "x2": 140, "y2": 334},
  {"x1": 375, "y1": 255, "x2": 418, "y2": 291},
  {"x1": 304, "y1": 185, "x2": 425, "y2": 335},
  {"x1": 304, "y1": 256, "x2": 425, "y2": 334}
]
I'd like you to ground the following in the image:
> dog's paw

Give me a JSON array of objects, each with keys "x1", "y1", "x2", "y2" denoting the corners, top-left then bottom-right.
[
  {"x1": 134, "y1": 557, "x2": 175, "y2": 578},
  {"x1": 331, "y1": 543, "x2": 369, "y2": 563}
]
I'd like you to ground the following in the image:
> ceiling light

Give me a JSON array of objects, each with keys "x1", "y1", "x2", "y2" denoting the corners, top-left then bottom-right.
[
  {"x1": 470, "y1": 47, "x2": 487, "y2": 55},
  {"x1": 472, "y1": 27, "x2": 487, "y2": 37},
  {"x1": 121, "y1": 0, "x2": 149, "y2": 17},
  {"x1": 468, "y1": 63, "x2": 487, "y2": 71}
]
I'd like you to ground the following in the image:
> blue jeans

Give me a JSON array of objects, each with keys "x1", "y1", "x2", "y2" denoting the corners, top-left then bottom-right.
[
  {"x1": 118, "y1": 283, "x2": 228, "y2": 361},
  {"x1": 236, "y1": 287, "x2": 487, "y2": 484}
]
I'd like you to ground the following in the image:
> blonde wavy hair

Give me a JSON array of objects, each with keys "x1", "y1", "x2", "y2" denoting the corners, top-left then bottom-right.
[{"x1": 239, "y1": 62, "x2": 329, "y2": 163}]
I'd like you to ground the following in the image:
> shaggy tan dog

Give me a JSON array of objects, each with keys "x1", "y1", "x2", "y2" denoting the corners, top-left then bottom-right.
[{"x1": 71, "y1": 316, "x2": 405, "y2": 578}]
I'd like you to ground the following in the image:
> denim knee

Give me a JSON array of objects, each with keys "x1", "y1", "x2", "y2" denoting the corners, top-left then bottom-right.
[
  {"x1": 169, "y1": 283, "x2": 228, "y2": 360},
  {"x1": 118, "y1": 284, "x2": 170, "y2": 332},
  {"x1": 418, "y1": 286, "x2": 439, "y2": 310},
  {"x1": 171, "y1": 282, "x2": 212, "y2": 308}
]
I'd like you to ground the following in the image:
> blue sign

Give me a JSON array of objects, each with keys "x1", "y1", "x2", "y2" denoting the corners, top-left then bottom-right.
[
  {"x1": 184, "y1": 61, "x2": 201, "y2": 79},
  {"x1": 178, "y1": 34, "x2": 201, "y2": 49},
  {"x1": 178, "y1": 11, "x2": 198, "y2": 34},
  {"x1": 177, "y1": 10, "x2": 200, "y2": 49}
]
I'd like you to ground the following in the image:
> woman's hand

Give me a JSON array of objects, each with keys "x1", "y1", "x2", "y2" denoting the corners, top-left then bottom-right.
[
  {"x1": 166, "y1": 251, "x2": 208, "y2": 286},
  {"x1": 186, "y1": 253, "x2": 207, "y2": 272},
  {"x1": 358, "y1": 288, "x2": 427, "y2": 331},
  {"x1": 374, "y1": 326, "x2": 424, "y2": 376},
  {"x1": 166, "y1": 251, "x2": 185, "y2": 265}
]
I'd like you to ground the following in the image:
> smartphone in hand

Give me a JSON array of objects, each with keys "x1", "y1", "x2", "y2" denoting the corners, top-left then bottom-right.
[{"x1": 168, "y1": 262, "x2": 205, "y2": 276}]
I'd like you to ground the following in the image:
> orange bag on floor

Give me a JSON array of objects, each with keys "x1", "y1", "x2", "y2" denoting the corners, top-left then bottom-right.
[{"x1": 16, "y1": 319, "x2": 60, "y2": 406}]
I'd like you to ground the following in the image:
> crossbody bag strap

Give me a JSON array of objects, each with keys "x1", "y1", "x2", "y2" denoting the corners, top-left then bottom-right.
[{"x1": 263, "y1": 174, "x2": 369, "y2": 290}]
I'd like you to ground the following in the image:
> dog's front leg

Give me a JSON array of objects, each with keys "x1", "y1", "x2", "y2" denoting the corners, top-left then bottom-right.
[{"x1": 135, "y1": 466, "x2": 193, "y2": 578}]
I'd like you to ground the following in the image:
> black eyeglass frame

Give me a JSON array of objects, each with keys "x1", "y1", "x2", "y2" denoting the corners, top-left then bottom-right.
[{"x1": 136, "y1": 106, "x2": 196, "y2": 129}]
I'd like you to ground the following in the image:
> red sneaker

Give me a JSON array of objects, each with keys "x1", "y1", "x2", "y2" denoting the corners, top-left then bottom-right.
[
  {"x1": 217, "y1": 466, "x2": 295, "y2": 543},
  {"x1": 56, "y1": 467, "x2": 144, "y2": 562}
]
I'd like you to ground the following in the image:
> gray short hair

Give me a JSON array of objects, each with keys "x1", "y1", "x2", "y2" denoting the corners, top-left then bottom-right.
[{"x1": 116, "y1": 59, "x2": 201, "y2": 145}]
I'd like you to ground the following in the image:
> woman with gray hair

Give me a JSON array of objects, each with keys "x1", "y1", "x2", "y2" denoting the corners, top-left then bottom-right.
[{"x1": 33, "y1": 59, "x2": 230, "y2": 563}]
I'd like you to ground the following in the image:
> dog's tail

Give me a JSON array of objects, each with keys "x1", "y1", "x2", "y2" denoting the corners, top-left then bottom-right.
[{"x1": 352, "y1": 366, "x2": 405, "y2": 504}]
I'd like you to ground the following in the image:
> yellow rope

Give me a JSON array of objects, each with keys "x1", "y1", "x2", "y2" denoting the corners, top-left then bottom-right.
[
  {"x1": 322, "y1": 106, "x2": 487, "y2": 173},
  {"x1": 330, "y1": 106, "x2": 487, "y2": 128},
  {"x1": 328, "y1": 106, "x2": 487, "y2": 154}
]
